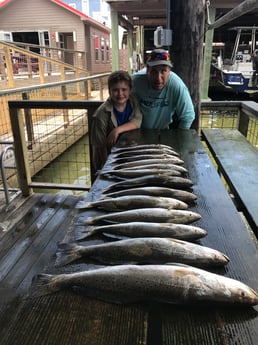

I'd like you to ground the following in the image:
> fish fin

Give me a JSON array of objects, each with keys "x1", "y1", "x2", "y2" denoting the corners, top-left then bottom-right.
[
  {"x1": 75, "y1": 200, "x2": 91, "y2": 209},
  {"x1": 75, "y1": 225, "x2": 96, "y2": 241},
  {"x1": 55, "y1": 243, "x2": 82, "y2": 267},
  {"x1": 30, "y1": 274, "x2": 59, "y2": 298}
]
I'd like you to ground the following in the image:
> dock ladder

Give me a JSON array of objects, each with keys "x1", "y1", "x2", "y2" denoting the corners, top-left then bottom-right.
[{"x1": 0, "y1": 143, "x2": 20, "y2": 205}]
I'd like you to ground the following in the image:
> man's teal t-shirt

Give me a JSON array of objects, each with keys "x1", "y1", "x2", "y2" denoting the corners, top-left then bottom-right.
[{"x1": 132, "y1": 69, "x2": 195, "y2": 129}]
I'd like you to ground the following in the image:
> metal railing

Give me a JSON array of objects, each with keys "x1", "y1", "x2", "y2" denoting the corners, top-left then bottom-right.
[
  {"x1": 7, "y1": 100, "x2": 103, "y2": 197},
  {"x1": 200, "y1": 100, "x2": 258, "y2": 148}
]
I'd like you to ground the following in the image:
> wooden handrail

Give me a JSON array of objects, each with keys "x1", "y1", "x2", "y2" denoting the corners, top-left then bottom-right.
[{"x1": 0, "y1": 40, "x2": 89, "y2": 87}]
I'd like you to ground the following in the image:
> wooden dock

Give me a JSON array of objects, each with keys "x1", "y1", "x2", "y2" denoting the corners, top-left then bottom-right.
[{"x1": 1, "y1": 129, "x2": 258, "y2": 345}]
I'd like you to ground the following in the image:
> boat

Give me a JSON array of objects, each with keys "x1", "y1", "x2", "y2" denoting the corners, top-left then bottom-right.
[{"x1": 210, "y1": 26, "x2": 258, "y2": 93}]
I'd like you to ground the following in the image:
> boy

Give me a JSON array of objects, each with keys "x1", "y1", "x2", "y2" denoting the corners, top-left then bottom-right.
[{"x1": 90, "y1": 70, "x2": 142, "y2": 173}]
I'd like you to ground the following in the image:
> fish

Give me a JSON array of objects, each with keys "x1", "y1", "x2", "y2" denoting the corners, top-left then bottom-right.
[
  {"x1": 84, "y1": 208, "x2": 201, "y2": 225},
  {"x1": 112, "y1": 155, "x2": 184, "y2": 165},
  {"x1": 75, "y1": 222, "x2": 208, "y2": 241},
  {"x1": 76, "y1": 195, "x2": 188, "y2": 211},
  {"x1": 31, "y1": 264, "x2": 258, "y2": 306},
  {"x1": 111, "y1": 158, "x2": 185, "y2": 168},
  {"x1": 102, "y1": 175, "x2": 194, "y2": 193},
  {"x1": 112, "y1": 148, "x2": 180, "y2": 158},
  {"x1": 112, "y1": 163, "x2": 188, "y2": 174},
  {"x1": 54, "y1": 237, "x2": 229, "y2": 267},
  {"x1": 111, "y1": 144, "x2": 177, "y2": 153},
  {"x1": 101, "y1": 186, "x2": 197, "y2": 203},
  {"x1": 98, "y1": 168, "x2": 183, "y2": 178}
]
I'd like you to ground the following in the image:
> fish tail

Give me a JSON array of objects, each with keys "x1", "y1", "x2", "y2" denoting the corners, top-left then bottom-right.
[
  {"x1": 30, "y1": 274, "x2": 60, "y2": 297},
  {"x1": 55, "y1": 243, "x2": 82, "y2": 266},
  {"x1": 75, "y1": 225, "x2": 96, "y2": 241}
]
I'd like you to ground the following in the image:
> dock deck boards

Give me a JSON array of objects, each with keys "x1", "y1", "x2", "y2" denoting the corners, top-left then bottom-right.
[
  {"x1": 0, "y1": 129, "x2": 258, "y2": 345},
  {"x1": 202, "y1": 128, "x2": 258, "y2": 235},
  {"x1": 0, "y1": 192, "x2": 148, "y2": 345}
]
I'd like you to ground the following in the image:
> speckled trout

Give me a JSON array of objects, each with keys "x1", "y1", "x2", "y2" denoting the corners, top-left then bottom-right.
[
  {"x1": 76, "y1": 195, "x2": 188, "y2": 211},
  {"x1": 112, "y1": 148, "x2": 180, "y2": 158},
  {"x1": 102, "y1": 175, "x2": 194, "y2": 193},
  {"x1": 111, "y1": 144, "x2": 177, "y2": 153},
  {"x1": 54, "y1": 237, "x2": 229, "y2": 267},
  {"x1": 102, "y1": 186, "x2": 197, "y2": 203},
  {"x1": 85, "y1": 208, "x2": 201, "y2": 225},
  {"x1": 111, "y1": 159, "x2": 186, "y2": 170},
  {"x1": 99, "y1": 168, "x2": 183, "y2": 178},
  {"x1": 75, "y1": 222, "x2": 207, "y2": 241},
  {"x1": 112, "y1": 155, "x2": 184, "y2": 165},
  {"x1": 112, "y1": 163, "x2": 188, "y2": 174},
  {"x1": 31, "y1": 264, "x2": 258, "y2": 306}
]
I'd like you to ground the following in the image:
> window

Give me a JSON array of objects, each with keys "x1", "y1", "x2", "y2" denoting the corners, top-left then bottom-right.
[
  {"x1": 101, "y1": 37, "x2": 105, "y2": 62},
  {"x1": 106, "y1": 40, "x2": 110, "y2": 61},
  {"x1": 94, "y1": 36, "x2": 99, "y2": 61}
]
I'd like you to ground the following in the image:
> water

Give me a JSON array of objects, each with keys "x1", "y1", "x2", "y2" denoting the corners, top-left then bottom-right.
[{"x1": 32, "y1": 134, "x2": 91, "y2": 195}]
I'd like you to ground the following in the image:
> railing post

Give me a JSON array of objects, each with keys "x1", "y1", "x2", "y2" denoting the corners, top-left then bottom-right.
[
  {"x1": 84, "y1": 80, "x2": 89, "y2": 99},
  {"x1": 75, "y1": 70, "x2": 81, "y2": 95},
  {"x1": 38, "y1": 58, "x2": 45, "y2": 84},
  {"x1": 87, "y1": 106, "x2": 96, "y2": 183},
  {"x1": 9, "y1": 107, "x2": 32, "y2": 196},
  {"x1": 3, "y1": 46, "x2": 14, "y2": 88},
  {"x1": 61, "y1": 85, "x2": 69, "y2": 128},
  {"x1": 238, "y1": 108, "x2": 250, "y2": 137},
  {"x1": 22, "y1": 92, "x2": 35, "y2": 149},
  {"x1": 27, "y1": 54, "x2": 32, "y2": 78}
]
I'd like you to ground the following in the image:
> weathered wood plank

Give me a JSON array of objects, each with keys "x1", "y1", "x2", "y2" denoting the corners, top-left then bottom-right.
[
  {"x1": 0, "y1": 129, "x2": 258, "y2": 345},
  {"x1": 1, "y1": 292, "x2": 147, "y2": 345},
  {"x1": 159, "y1": 130, "x2": 258, "y2": 345},
  {"x1": 202, "y1": 128, "x2": 258, "y2": 236}
]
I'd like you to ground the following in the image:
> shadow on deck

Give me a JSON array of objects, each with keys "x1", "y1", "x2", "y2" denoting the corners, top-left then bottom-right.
[{"x1": 0, "y1": 192, "x2": 147, "y2": 345}]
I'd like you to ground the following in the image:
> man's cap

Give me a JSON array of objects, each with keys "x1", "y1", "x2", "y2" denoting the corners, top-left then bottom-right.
[{"x1": 146, "y1": 49, "x2": 172, "y2": 68}]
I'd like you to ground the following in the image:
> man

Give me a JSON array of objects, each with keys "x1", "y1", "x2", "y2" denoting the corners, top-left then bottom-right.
[{"x1": 132, "y1": 48, "x2": 195, "y2": 129}]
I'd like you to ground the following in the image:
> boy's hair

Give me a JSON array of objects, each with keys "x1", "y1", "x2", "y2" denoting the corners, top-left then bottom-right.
[{"x1": 108, "y1": 70, "x2": 132, "y2": 90}]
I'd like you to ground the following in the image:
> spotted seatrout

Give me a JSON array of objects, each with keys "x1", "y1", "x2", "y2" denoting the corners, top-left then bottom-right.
[
  {"x1": 112, "y1": 155, "x2": 184, "y2": 165},
  {"x1": 112, "y1": 163, "x2": 188, "y2": 174},
  {"x1": 75, "y1": 222, "x2": 207, "y2": 241},
  {"x1": 76, "y1": 195, "x2": 188, "y2": 211},
  {"x1": 54, "y1": 237, "x2": 229, "y2": 267},
  {"x1": 98, "y1": 168, "x2": 183, "y2": 178},
  {"x1": 102, "y1": 175, "x2": 194, "y2": 192},
  {"x1": 102, "y1": 186, "x2": 197, "y2": 203},
  {"x1": 111, "y1": 144, "x2": 178, "y2": 153},
  {"x1": 111, "y1": 159, "x2": 186, "y2": 170},
  {"x1": 85, "y1": 208, "x2": 201, "y2": 225},
  {"x1": 112, "y1": 148, "x2": 180, "y2": 158},
  {"x1": 31, "y1": 264, "x2": 258, "y2": 306}
]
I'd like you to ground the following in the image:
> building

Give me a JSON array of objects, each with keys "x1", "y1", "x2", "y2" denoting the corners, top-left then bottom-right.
[{"x1": 0, "y1": 0, "x2": 111, "y2": 74}]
